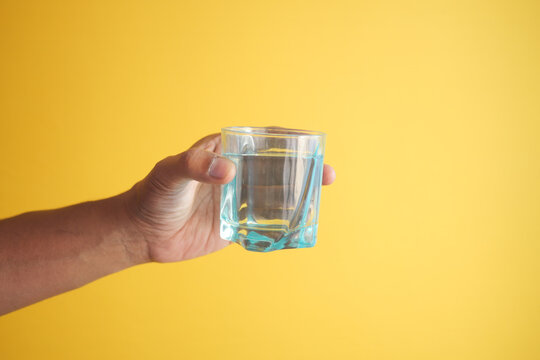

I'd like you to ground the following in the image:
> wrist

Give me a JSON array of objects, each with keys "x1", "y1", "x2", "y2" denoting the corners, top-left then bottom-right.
[{"x1": 106, "y1": 190, "x2": 151, "y2": 266}]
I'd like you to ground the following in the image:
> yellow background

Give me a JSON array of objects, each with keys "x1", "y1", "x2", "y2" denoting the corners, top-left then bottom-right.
[{"x1": 1, "y1": 0, "x2": 539, "y2": 359}]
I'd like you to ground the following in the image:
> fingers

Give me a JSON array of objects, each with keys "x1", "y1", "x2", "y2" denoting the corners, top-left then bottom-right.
[
  {"x1": 322, "y1": 164, "x2": 336, "y2": 185},
  {"x1": 153, "y1": 148, "x2": 236, "y2": 188},
  {"x1": 190, "y1": 133, "x2": 221, "y2": 152},
  {"x1": 153, "y1": 132, "x2": 334, "y2": 189},
  {"x1": 181, "y1": 148, "x2": 236, "y2": 184}
]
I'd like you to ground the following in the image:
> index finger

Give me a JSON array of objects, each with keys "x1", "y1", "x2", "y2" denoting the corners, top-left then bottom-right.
[{"x1": 322, "y1": 164, "x2": 336, "y2": 185}]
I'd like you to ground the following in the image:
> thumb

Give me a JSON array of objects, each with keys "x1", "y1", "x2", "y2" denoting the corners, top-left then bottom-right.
[{"x1": 153, "y1": 148, "x2": 236, "y2": 188}]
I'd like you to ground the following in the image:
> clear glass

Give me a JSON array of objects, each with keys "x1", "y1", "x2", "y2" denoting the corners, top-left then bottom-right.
[{"x1": 220, "y1": 126, "x2": 326, "y2": 252}]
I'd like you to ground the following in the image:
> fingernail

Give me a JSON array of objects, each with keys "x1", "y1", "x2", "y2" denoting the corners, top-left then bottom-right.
[{"x1": 209, "y1": 156, "x2": 230, "y2": 179}]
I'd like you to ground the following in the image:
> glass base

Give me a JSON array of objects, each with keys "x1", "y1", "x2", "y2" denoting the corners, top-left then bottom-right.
[{"x1": 220, "y1": 222, "x2": 318, "y2": 252}]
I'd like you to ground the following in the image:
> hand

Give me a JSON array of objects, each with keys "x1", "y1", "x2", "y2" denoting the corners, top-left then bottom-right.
[{"x1": 124, "y1": 133, "x2": 336, "y2": 263}]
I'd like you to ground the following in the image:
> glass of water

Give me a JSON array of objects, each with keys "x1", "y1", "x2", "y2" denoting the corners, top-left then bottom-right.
[{"x1": 220, "y1": 126, "x2": 326, "y2": 252}]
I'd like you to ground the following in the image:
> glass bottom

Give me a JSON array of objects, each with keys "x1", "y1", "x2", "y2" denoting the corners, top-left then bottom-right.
[{"x1": 220, "y1": 222, "x2": 318, "y2": 252}]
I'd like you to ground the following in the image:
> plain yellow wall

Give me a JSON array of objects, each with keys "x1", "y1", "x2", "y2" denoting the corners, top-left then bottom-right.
[{"x1": 1, "y1": 1, "x2": 539, "y2": 359}]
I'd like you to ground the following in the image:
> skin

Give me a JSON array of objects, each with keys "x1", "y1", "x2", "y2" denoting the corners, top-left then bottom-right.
[{"x1": 0, "y1": 133, "x2": 336, "y2": 315}]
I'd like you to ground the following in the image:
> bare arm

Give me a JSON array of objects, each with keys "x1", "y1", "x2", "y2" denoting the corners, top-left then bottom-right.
[
  {"x1": 0, "y1": 194, "x2": 146, "y2": 315},
  {"x1": 0, "y1": 133, "x2": 336, "y2": 316}
]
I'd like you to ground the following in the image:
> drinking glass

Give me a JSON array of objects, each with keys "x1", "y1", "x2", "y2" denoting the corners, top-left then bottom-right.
[{"x1": 220, "y1": 126, "x2": 326, "y2": 252}]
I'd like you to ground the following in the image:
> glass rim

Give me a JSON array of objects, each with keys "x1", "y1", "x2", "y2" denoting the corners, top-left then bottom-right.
[{"x1": 221, "y1": 126, "x2": 326, "y2": 138}]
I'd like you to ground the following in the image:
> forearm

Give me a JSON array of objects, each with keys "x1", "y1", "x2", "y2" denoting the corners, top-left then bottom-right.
[{"x1": 0, "y1": 192, "x2": 148, "y2": 315}]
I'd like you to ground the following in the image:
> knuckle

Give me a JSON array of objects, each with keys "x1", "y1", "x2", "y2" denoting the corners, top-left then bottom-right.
[
  {"x1": 148, "y1": 158, "x2": 173, "y2": 192},
  {"x1": 181, "y1": 149, "x2": 199, "y2": 169},
  {"x1": 152, "y1": 156, "x2": 171, "y2": 175}
]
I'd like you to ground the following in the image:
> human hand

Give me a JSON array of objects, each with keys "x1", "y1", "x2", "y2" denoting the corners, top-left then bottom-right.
[{"x1": 123, "y1": 133, "x2": 336, "y2": 263}]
